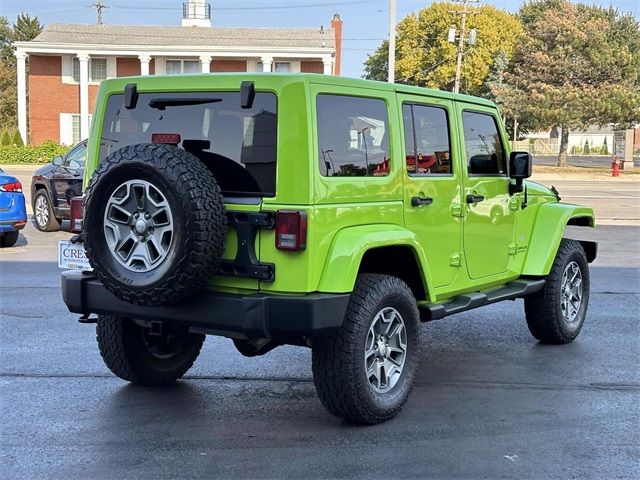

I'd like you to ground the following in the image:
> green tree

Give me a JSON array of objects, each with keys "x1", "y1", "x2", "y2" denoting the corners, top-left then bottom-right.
[
  {"x1": 583, "y1": 140, "x2": 590, "y2": 155},
  {"x1": 603, "y1": 137, "x2": 609, "y2": 155},
  {"x1": 1, "y1": 129, "x2": 11, "y2": 145},
  {"x1": 363, "y1": 40, "x2": 389, "y2": 82},
  {"x1": 497, "y1": 0, "x2": 640, "y2": 166},
  {"x1": 12, "y1": 14, "x2": 42, "y2": 43},
  {"x1": 0, "y1": 17, "x2": 14, "y2": 64},
  {"x1": 12, "y1": 129, "x2": 23, "y2": 146},
  {"x1": 364, "y1": 2, "x2": 523, "y2": 96}
]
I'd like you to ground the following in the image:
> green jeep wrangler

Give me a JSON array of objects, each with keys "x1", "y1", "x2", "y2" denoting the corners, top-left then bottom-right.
[{"x1": 61, "y1": 73, "x2": 596, "y2": 424}]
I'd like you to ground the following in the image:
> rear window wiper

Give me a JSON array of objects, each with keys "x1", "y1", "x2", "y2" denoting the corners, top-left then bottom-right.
[{"x1": 148, "y1": 97, "x2": 222, "y2": 110}]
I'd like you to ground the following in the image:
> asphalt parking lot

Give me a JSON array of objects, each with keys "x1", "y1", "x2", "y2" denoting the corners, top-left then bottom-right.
[{"x1": 1, "y1": 169, "x2": 639, "y2": 479}]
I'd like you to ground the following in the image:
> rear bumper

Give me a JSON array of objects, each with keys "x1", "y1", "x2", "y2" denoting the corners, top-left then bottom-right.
[
  {"x1": 0, "y1": 218, "x2": 27, "y2": 232},
  {"x1": 61, "y1": 270, "x2": 350, "y2": 339}
]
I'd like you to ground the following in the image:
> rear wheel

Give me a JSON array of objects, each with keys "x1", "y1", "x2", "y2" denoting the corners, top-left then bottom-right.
[
  {"x1": 525, "y1": 239, "x2": 590, "y2": 344},
  {"x1": 96, "y1": 315, "x2": 205, "y2": 386},
  {"x1": 33, "y1": 190, "x2": 60, "y2": 232},
  {"x1": 0, "y1": 231, "x2": 19, "y2": 247},
  {"x1": 312, "y1": 274, "x2": 421, "y2": 424}
]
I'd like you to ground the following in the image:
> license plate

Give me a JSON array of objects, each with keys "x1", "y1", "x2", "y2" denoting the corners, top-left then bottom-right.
[{"x1": 58, "y1": 240, "x2": 93, "y2": 271}]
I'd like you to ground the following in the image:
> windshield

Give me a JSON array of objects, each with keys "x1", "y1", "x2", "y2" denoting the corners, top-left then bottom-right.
[{"x1": 100, "y1": 91, "x2": 277, "y2": 196}]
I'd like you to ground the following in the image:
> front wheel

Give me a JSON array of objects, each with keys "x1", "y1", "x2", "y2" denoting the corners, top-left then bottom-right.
[
  {"x1": 525, "y1": 239, "x2": 590, "y2": 344},
  {"x1": 33, "y1": 190, "x2": 60, "y2": 232},
  {"x1": 312, "y1": 274, "x2": 421, "y2": 424},
  {"x1": 96, "y1": 315, "x2": 205, "y2": 386}
]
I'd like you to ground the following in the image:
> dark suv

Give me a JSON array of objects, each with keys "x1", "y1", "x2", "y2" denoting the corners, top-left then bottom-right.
[{"x1": 31, "y1": 141, "x2": 86, "y2": 231}]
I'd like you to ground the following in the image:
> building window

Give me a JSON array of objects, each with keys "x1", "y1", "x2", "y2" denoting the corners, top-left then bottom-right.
[
  {"x1": 72, "y1": 57, "x2": 108, "y2": 82},
  {"x1": 274, "y1": 62, "x2": 291, "y2": 72},
  {"x1": 316, "y1": 94, "x2": 390, "y2": 177},
  {"x1": 72, "y1": 115, "x2": 80, "y2": 144},
  {"x1": 69, "y1": 114, "x2": 93, "y2": 144},
  {"x1": 166, "y1": 59, "x2": 201, "y2": 74}
]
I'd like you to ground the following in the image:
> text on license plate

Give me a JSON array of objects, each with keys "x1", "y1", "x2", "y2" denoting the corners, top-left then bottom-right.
[{"x1": 58, "y1": 240, "x2": 93, "y2": 271}]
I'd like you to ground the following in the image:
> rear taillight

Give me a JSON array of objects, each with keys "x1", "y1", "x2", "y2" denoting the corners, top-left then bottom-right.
[
  {"x1": 275, "y1": 210, "x2": 307, "y2": 251},
  {"x1": 0, "y1": 181, "x2": 22, "y2": 192},
  {"x1": 70, "y1": 196, "x2": 84, "y2": 233}
]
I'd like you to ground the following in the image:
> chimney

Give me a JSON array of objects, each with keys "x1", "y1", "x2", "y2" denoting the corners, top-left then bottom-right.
[
  {"x1": 182, "y1": 1, "x2": 211, "y2": 27},
  {"x1": 331, "y1": 13, "x2": 343, "y2": 76}
]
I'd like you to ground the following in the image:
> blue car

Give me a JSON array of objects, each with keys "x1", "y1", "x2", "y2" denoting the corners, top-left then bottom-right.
[{"x1": 0, "y1": 167, "x2": 27, "y2": 247}]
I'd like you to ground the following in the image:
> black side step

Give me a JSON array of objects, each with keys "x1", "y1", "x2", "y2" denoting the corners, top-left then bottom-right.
[{"x1": 419, "y1": 278, "x2": 545, "y2": 322}]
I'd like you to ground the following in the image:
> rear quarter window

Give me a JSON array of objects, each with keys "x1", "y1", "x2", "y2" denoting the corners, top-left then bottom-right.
[{"x1": 316, "y1": 94, "x2": 390, "y2": 177}]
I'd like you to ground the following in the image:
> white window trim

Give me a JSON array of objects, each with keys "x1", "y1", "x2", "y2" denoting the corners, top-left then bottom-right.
[
  {"x1": 61, "y1": 55, "x2": 116, "y2": 85},
  {"x1": 164, "y1": 58, "x2": 201, "y2": 74},
  {"x1": 60, "y1": 112, "x2": 93, "y2": 145}
]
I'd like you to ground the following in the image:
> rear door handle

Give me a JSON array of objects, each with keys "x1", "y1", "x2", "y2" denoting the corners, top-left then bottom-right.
[
  {"x1": 411, "y1": 196, "x2": 433, "y2": 207},
  {"x1": 466, "y1": 194, "x2": 485, "y2": 204}
]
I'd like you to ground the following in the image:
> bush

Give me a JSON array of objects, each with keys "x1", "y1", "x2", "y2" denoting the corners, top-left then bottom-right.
[
  {"x1": 1, "y1": 129, "x2": 11, "y2": 146},
  {"x1": 0, "y1": 141, "x2": 70, "y2": 164},
  {"x1": 12, "y1": 130, "x2": 24, "y2": 147},
  {"x1": 583, "y1": 140, "x2": 590, "y2": 155},
  {"x1": 603, "y1": 138, "x2": 609, "y2": 155}
]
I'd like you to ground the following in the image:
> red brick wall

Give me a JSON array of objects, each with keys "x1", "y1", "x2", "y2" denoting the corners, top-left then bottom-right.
[
  {"x1": 28, "y1": 55, "x2": 101, "y2": 144},
  {"x1": 210, "y1": 60, "x2": 247, "y2": 72},
  {"x1": 117, "y1": 57, "x2": 140, "y2": 77},
  {"x1": 301, "y1": 61, "x2": 323, "y2": 74}
]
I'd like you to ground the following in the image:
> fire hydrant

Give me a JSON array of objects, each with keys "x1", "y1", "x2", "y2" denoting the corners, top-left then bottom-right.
[{"x1": 611, "y1": 157, "x2": 621, "y2": 177}]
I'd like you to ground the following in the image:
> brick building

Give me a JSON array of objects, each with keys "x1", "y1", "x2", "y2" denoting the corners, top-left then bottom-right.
[{"x1": 13, "y1": 1, "x2": 342, "y2": 145}]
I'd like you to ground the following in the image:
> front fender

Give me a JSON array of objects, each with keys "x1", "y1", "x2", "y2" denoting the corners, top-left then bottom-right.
[
  {"x1": 316, "y1": 224, "x2": 434, "y2": 301},
  {"x1": 522, "y1": 202, "x2": 595, "y2": 276}
]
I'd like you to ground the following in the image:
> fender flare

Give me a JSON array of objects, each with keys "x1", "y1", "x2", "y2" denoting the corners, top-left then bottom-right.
[
  {"x1": 522, "y1": 203, "x2": 595, "y2": 276},
  {"x1": 316, "y1": 224, "x2": 435, "y2": 302}
]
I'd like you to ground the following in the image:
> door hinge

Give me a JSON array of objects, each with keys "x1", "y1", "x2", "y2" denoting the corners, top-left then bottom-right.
[
  {"x1": 509, "y1": 196, "x2": 520, "y2": 211},
  {"x1": 450, "y1": 252, "x2": 462, "y2": 267},
  {"x1": 451, "y1": 202, "x2": 464, "y2": 217},
  {"x1": 508, "y1": 243, "x2": 517, "y2": 256}
]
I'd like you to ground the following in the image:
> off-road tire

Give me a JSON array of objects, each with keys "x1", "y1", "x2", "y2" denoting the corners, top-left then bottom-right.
[
  {"x1": 83, "y1": 143, "x2": 226, "y2": 306},
  {"x1": 0, "y1": 231, "x2": 19, "y2": 247},
  {"x1": 96, "y1": 315, "x2": 205, "y2": 386},
  {"x1": 525, "y1": 239, "x2": 590, "y2": 344},
  {"x1": 33, "y1": 190, "x2": 60, "y2": 232},
  {"x1": 312, "y1": 274, "x2": 421, "y2": 424}
]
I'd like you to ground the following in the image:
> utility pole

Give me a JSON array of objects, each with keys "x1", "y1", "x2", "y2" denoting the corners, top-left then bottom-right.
[
  {"x1": 449, "y1": 0, "x2": 479, "y2": 93},
  {"x1": 388, "y1": 0, "x2": 397, "y2": 83},
  {"x1": 88, "y1": 1, "x2": 108, "y2": 25}
]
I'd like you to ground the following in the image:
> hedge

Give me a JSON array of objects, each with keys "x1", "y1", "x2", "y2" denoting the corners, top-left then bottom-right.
[{"x1": 0, "y1": 141, "x2": 71, "y2": 165}]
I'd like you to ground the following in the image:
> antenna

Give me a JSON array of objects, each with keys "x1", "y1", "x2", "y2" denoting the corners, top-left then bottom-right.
[{"x1": 88, "y1": 1, "x2": 108, "y2": 25}]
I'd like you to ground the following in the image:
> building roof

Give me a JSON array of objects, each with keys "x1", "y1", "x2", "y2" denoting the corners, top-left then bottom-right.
[{"x1": 30, "y1": 23, "x2": 335, "y2": 49}]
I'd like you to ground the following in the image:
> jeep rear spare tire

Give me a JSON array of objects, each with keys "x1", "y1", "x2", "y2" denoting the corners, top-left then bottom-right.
[{"x1": 83, "y1": 143, "x2": 226, "y2": 306}]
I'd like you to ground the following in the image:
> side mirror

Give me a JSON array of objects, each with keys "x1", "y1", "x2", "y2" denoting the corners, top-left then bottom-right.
[
  {"x1": 51, "y1": 156, "x2": 63, "y2": 166},
  {"x1": 509, "y1": 151, "x2": 532, "y2": 180}
]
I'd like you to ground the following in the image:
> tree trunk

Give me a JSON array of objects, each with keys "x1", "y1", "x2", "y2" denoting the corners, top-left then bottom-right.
[{"x1": 558, "y1": 125, "x2": 569, "y2": 167}]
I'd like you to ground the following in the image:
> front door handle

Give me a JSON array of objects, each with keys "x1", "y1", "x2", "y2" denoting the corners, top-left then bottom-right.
[
  {"x1": 466, "y1": 194, "x2": 485, "y2": 204},
  {"x1": 411, "y1": 196, "x2": 433, "y2": 207}
]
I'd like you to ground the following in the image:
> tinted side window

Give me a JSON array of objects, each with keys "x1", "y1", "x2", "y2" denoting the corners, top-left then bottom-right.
[
  {"x1": 65, "y1": 143, "x2": 86, "y2": 167},
  {"x1": 403, "y1": 104, "x2": 452, "y2": 175},
  {"x1": 462, "y1": 111, "x2": 506, "y2": 175},
  {"x1": 317, "y1": 95, "x2": 390, "y2": 177}
]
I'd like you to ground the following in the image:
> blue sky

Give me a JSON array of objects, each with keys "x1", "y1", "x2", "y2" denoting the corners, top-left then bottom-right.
[{"x1": 2, "y1": 0, "x2": 638, "y2": 78}]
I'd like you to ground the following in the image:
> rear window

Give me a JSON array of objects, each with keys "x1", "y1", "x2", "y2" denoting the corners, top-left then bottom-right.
[{"x1": 100, "y1": 91, "x2": 277, "y2": 196}]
